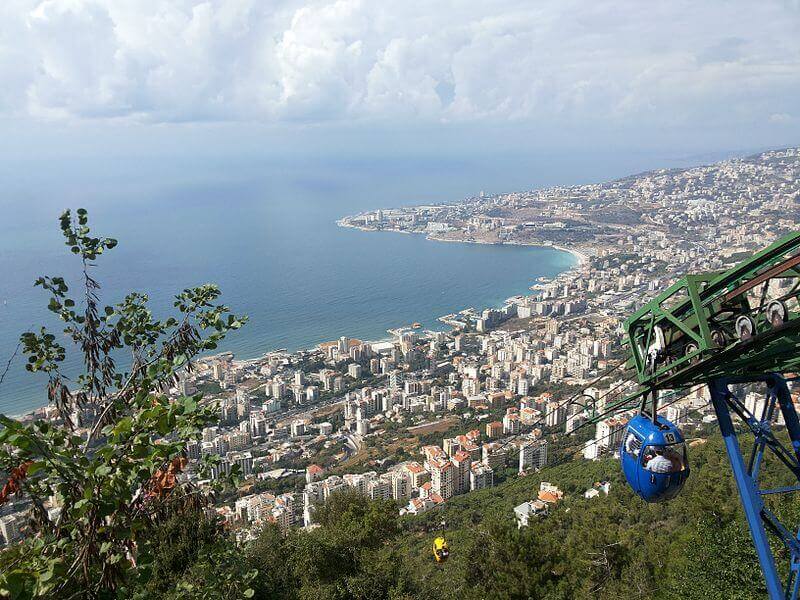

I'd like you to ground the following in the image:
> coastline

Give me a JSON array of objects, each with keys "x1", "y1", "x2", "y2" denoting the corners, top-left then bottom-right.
[
  {"x1": 336, "y1": 218, "x2": 591, "y2": 322},
  {"x1": 10, "y1": 223, "x2": 579, "y2": 420},
  {"x1": 550, "y1": 244, "x2": 590, "y2": 267},
  {"x1": 337, "y1": 218, "x2": 589, "y2": 268}
]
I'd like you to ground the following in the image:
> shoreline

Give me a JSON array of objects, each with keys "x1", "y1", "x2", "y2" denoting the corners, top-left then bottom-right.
[
  {"x1": 337, "y1": 219, "x2": 588, "y2": 266},
  {"x1": 550, "y1": 244, "x2": 590, "y2": 267},
  {"x1": 9, "y1": 224, "x2": 580, "y2": 420},
  {"x1": 338, "y1": 219, "x2": 589, "y2": 270}
]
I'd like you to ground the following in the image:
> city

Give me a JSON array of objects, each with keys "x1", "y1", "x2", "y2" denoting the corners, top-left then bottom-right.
[
  {"x1": 4, "y1": 148, "x2": 797, "y2": 548},
  {"x1": 2, "y1": 0, "x2": 799, "y2": 595}
]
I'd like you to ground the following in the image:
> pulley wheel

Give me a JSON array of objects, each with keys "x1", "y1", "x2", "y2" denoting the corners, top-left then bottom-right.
[
  {"x1": 647, "y1": 325, "x2": 666, "y2": 357},
  {"x1": 685, "y1": 342, "x2": 699, "y2": 364},
  {"x1": 735, "y1": 315, "x2": 756, "y2": 341},
  {"x1": 766, "y1": 300, "x2": 788, "y2": 328},
  {"x1": 711, "y1": 329, "x2": 727, "y2": 348}
]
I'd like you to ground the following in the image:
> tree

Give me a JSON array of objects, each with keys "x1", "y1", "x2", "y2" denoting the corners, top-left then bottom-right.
[
  {"x1": 137, "y1": 509, "x2": 223, "y2": 597},
  {"x1": 245, "y1": 524, "x2": 296, "y2": 600},
  {"x1": 0, "y1": 209, "x2": 246, "y2": 598},
  {"x1": 278, "y1": 490, "x2": 407, "y2": 599}
]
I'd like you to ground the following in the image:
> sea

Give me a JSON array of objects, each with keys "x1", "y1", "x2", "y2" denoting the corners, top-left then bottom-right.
[{"x1": 0, "y1": 149, "x2": 723, "y2": 416}]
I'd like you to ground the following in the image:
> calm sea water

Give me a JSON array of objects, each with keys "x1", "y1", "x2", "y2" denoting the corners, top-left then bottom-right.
[{"x1": 0, "y1": 150, "x2": 722, "y2": 415}]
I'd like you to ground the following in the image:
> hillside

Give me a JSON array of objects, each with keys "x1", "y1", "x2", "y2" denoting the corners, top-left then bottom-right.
[{"x1": 85, "y1": 429, "x2": 795, "y2": 600}]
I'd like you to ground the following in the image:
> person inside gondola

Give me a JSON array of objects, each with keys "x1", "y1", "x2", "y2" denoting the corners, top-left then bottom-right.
[
  {"x1": 663, "y1": 445, "x2": 685, "y2": 471},
  {"x1": 624, "y1": 432, "x2": 642, "y2": 457},
  {"x1": 433, "y1": 537, "x2": 449, "y2": 563},
  {"x1": 644, "y1": 447, "x2": 674, "y2": 473}
]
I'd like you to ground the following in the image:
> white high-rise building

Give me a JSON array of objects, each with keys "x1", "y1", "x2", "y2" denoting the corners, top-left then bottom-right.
[
  {"x1": 391, "y1": 471, "x2": 411, "y2": 500},
  {"x1": 430, "y1": 459, "x2": 456, "y2": 500},
  {"x1": 596, "y1": 415, "x2": 628, "y2": 451},
  {"x1": 291, "y1": 420, "x2": 307, "y2": 437},
  {"x1": 470, "y1": 463, "x2": 494, "y2": 491},
  {"x1": 518, "y1": 439, "x2": 548, "y2": 473},
  {"x1": 227, "y1": 451, "x2": 253, "y2": 478},
  {"x1": 0, "y1": 514, "x2": 24, "y2": 545},
  {"x1": 545, "y1": 401, "x2": 567, "y2": 428},
  {"x1": 583, "y1": 439, "x2": 600, "y2": 460}
]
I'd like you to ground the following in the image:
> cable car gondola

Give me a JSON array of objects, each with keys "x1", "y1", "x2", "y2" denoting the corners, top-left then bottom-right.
[
  {"x1": 432, "y1": 537, "x2": 449, "y2": 563},
  {"x1": 620, "y1": 413, "x2": 689, "y2": 502}
]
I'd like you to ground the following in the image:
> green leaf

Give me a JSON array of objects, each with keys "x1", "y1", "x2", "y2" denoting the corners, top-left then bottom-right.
[
  {"x1": 114, "y1": 417, "x2": 133, "y2": 437},
  {"x1": 26, "y1": 461, "x2": 46, "y2": 476},
  {"x1": 95, "y1": 464, "x2": 112, "y2": 477}
]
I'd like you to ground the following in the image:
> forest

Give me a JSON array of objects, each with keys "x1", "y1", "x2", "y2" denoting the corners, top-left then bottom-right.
[{"x1": 103, "y1": 434, "x2": 784, "y2": 599}]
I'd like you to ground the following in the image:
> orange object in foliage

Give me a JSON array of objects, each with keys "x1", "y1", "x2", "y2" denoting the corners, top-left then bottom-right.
[
  {"x1": 0, "y1": 461, "x2": 33, "y2": 505},
  {"x1": 146, "y1": 456, "x2": 188, "y2": 499}
]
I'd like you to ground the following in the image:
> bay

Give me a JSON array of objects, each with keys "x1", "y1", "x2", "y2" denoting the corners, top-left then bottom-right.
[{"x1": 0, "y1": 149, "x2": 708, "y2": 415}]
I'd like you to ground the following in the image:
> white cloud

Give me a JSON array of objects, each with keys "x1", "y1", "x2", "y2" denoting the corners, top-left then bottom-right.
[{"x1": 0, "y1": 0, "x2": 798, "y2": 126}]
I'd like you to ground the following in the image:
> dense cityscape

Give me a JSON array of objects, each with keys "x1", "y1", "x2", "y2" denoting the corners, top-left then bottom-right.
[
  {"x1": 2, "y1": 147, "x2": 799, "y2": 549},
  {"x1": 2, "y1": 0, "x2": 798, "y2": 594}
]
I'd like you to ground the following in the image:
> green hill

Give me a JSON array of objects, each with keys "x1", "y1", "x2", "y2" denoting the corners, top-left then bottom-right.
[{"x1": 126, "y1": 431, "x2": 791, "y2": 600}]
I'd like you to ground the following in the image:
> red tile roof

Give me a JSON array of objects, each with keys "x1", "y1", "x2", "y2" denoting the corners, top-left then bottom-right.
[
  {"x1": 538, "y1": 491, "x2": 561, "y2": 504},
  {"x1": 453, "y1": 450, "x2": 471, "y2": 462}
]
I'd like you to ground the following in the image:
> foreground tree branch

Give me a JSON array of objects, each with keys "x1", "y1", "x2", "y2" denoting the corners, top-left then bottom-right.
[{"x1": 0, "y1": 209, "x2": 247, "y2": 599}]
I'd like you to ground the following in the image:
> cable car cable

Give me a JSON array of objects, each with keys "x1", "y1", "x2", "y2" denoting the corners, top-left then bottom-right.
[
  {"x1": 491, "y1": 359, "x2": 637, "y2": 453},
  {"x1": 543, "y1": 387, "x2": 697, "y2": 473},
  {"x1": 569, "y1": 387, "x2": 691, "y2": 438}
]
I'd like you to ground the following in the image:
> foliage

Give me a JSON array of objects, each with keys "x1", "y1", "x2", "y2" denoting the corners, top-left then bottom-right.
[
  {"x1": 139, "y1": 432, "x2": 781, "y2": 600},
  {"x1": 135, "y1": 509, "x2": 223, "y2": 597},
  {"x1": 0, "y1": 209, "x2": 246, "y2": 598},
  {"x1": 156, "y1": 544, "x2": 257, "y2": 600},
  {"x1": 141, "y1": 490, "x2": 414, "y2": 599}
]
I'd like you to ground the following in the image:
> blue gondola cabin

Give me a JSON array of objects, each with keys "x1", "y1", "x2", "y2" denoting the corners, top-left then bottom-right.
[{"x1": 620, "y1": 414, "x2": 690, "y2": 502}]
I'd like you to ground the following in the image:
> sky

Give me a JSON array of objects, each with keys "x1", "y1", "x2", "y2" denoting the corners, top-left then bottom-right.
[{"x1": 0, "y1": 0, "x2": 799, "y2": 161}]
